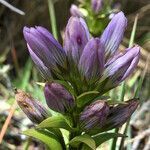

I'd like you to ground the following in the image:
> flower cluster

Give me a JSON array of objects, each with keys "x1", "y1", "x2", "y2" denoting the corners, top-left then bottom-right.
[
  {"x1": 23, "y1": 12, "x2": 140, "y2": 94},
  {"x1": 17, "y1": 12, "x2": 140, "y2": 132}
]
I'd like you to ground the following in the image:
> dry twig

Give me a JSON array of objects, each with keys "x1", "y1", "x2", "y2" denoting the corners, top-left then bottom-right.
[{"x1": 0, "y1": 0, "x2": 25, "y2": 15}]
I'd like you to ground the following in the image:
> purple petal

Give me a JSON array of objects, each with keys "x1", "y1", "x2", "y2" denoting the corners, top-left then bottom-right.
[
  {"x1": 64, "y1": 17, "x2": 90, "y2": 63},
  {"x1": 35, "y1": 26, "x2": 64, "y2": 52},
  {"x1": 100, "y1": 12, "x2": 127, "y2": 60},
  {"x1": 27, "y1": 45, "x2": 52, "y2": 80},
  {"x1": 104, "y1": 46, "x2": 140, "y2": 84},
  {"x1": 101, "y1": 99, "x2": 139, "y2": 131},
  {"x1": 44, "y1": 82, "x2": 75, "y2": 113},
  {"x1": 121, "y1": 46, "x2": 140, "y2": 81},
  {"x1": 99, "y1": 46, "x2": 140, "y2": 94},
  {"x1": 78, "y1": 38, "x2": 104, "y2": 81},
  {"x1": 23, "y1": 26, "x2": 66, "y2": 71},
  {"x1": 91, "y1": 0, "x2": 103, "y2": 14},
  {"x1": 70, "y1": 4, "x2": 83, "y2": 17},
  {"x1": 80, "y1": 100, "x2": 109, "y2": 130}
]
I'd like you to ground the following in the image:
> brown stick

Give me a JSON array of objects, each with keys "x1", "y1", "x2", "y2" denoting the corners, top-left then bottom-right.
[{"x1": 0, "y1": 102, "x2": 17, "y2": 144}]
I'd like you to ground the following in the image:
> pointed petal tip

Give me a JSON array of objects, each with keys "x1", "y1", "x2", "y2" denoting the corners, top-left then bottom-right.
[
  {"x1": 23, "y1": 26, "x2": 30, "y2": 35},
  {"x1": 113, "y1": 11, "x2": 127, "y2": 26},
  {"x1": 127, "y1": 45, "x2": 141, "y2": 56}
]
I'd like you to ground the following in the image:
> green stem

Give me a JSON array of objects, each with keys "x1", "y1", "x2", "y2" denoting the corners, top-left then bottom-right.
[
  {"x1": 118, "y1": 14, "x2": 139, "y2": 150},
  {"x1": 24, "y1": 138, "x2": 31, "y2": 150},
  {"x1": 111, "y1": 82, "x2": 126, "y2": 150},
  {"x1": 118, "y1": 121, "x2": 129, "y2": 150},
  {"x1": 69, "y1": 110, "x2": 81, "y2": 150},
  {"x1": 129, "y1": 14, "x2": 139, "y2": 48},
  {"x1": 47, "y1": 0, "x2": 58, "y2": 40}
]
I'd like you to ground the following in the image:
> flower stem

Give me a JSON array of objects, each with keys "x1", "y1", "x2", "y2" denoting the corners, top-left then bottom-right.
[
  {"x1": 118, "y1": 14, "x2": 139, "y2": 150},
  {"x1": 47, "y1": 0, "x2": 58, "y2": 40},
  {"x1": 111, "y1": 82, "x2": 126, "y2": 150}
]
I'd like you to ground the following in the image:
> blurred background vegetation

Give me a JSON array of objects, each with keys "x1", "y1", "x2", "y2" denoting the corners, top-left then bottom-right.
[{"x1": 0, "y1": 0, "x2": 149, "y2": 149}]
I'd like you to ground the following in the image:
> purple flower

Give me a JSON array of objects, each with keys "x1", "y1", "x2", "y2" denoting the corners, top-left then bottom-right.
[
  {"x1": 63, "y1": 16, "x2": 90, "y2": 63},
  {"x1": 79, "y1": 99, "x2": 139, "y2": 132},
  {"x1": 23, "y1": 26, "x2": 67, "y2": 80},
  {"x1": 100, "y1": 12, "x2": 127, "y2": 60},
  {"x1": 100, "y1": 99, "x2": 139, "y2": 132},
  {"x1": 44, "y1": 82, "x2": 75, "y2": 113},
  {"x1": 23, "y1": 12, "x2": 140, "y2": 93},
  {"x1": 101, "y1": 46, "x2": 140, "y2": 91},
  {"x1": 70, "y1": 4, "x2": 83, "y2": 17},
  {"x1": 78, "y1": 38, "x2": 104, "y2": 81},
  {"x1": 15, "y1": 89, "x2": 50, "y2": 124},
  {"x1": 80, "y1": 100, "x2": 109, "y2": 130},
  {"x1": 91, "y1": 0, "x2": 103, "y2": 14}
]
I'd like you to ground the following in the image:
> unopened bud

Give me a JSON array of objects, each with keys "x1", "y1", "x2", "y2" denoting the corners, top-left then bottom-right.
[
  {"x1": 44, "y1": 82, "x2": 75, "y2": 113},
  {"x1": 80, "y1": 100, "x2": 109, "y2": 130},
  {"x1": 100, "y1": 99, "x2": 139, "y2": 132},
  {"x1": 15, "y1": 89, "x2": 50, "y2": 124}
]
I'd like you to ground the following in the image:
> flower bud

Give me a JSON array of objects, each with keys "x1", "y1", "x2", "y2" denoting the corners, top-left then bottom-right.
[
  {"x1": 100, "y1": 99, "x2": 139, "y2": 132},
  {"x1": 80, "y1": 100, "x2": 109, "y2": 130},
  {"x1": 70, "y1": 4, "x2": 83, "y2": 17},
  {"x1": 100, "y1": 12, "x2": 127, "y2": 60},
  {"x1": 78, "y1": 38, "x2": 104, "y2": 81},
  {"x1": 44, "y1": 82, "x2": 75, "y2": 113},
  {"x1": 23, "y1": 26, "x2": 67, "y2": 80},
  {"x1": 91, "y1": 0, "x2": 103, "y2": 14},
  {"x1": 64, "y1": 17, "x2": 90, "y2": 63},
  {"x1": 102, "y1": 46, "x2": 140, "y2": 91},
  {"x1": 15, "y1": 89, "x2": 50, "y2": 124}
]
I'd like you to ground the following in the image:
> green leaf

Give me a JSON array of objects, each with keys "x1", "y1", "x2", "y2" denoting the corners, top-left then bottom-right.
[
  {"x1": 77, "y1": 91, "x2": 99, "y2": 107},
  {"x1": 93, "y1": 132, "x2": 126, "y2": 147},
  {"x1": 20, "y1": 59, "x2": 32, "y2": 90},
  {"x1": 37, "y1": 116, "x2": 74, "y2": 131},
  {"x1": 23, "y1": 129, "x2": 63, "y2": 150},
  {"x1": 69, "y1": 134, "x2": 96, "y2": 150}
]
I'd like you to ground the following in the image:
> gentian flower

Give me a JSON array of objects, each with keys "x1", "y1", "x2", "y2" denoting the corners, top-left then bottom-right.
[
  {"x1": 23, "y1": 26, "x2": 67, "y2": 80},
  {"x1": 15, "y1": 89, "x2": 50, "y2": 124},
  {"x1": 70, "y1": 4, "x2": 83, "y2": 18},
  {"x1": 63, "y1": 16, "x2": 90, "y2": 64},
  {"x1": 80, "y1": 100, "x2": 109, "y2": 130},
  {"x1": 101, "y1": 12, "x2": 127, "y2": 60},
  {"x1": 44, "y1": 82, "x2": 75, "y2": 113},
  {"x1": 100, "y1": 99, "x2": 139, "y2": 132},
  {"x1": 78, "y1": 38, "x2": 104, "y2": 81},
  {"x1": 91, "y1": 0, "x2": 103, "y2": 14},
  {"x1": 23, "y1": 11, "x2": 140, "y2": 94},
  {"x1": 21, "y1": 11, "x2": 140, "y2": 140},
  {"x1": 79, "y1": 99, "x2": 139, "y2": 131}
]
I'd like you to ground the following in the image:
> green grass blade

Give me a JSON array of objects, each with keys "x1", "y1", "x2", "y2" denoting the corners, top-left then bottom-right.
[
  {"x1": 118, "y1": 14, "x2": 139, "y2": 150},
  {"x1": 48, "y1": 0, "x2": 58, "y2": 40}
]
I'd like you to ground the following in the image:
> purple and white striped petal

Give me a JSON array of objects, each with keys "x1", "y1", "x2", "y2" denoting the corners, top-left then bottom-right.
[
  {"x1": 80, "y1": 100, "x2": 109, "y2": 130},
  {"x1": 78, "y1": 38, "x2": 104, "y2": 81},
  {"x1": 44, "y1": 82, "x2": 75, "y2": 113},
  {"x1": 64, "y1": 17, "x2": 90, "y2": 63},
  {"x1": 23, "y1": 26, "x2": 66, "y2": 72},
  {"x1": 100, "y1": 99, "x2": 139, "y2": 131},
  {"x1": 91, "y1": 0, "x2": 103, "y2": 14},
  {"x1": 100, "y1": 12, "x2": 127, "y2": 60},
  {"x1": 70, "y1": 4, "x2": 83, "y2": 17},
  {"x1": 103, "y1": 46, "x2": 140, "y2": 85},
  {"x1": 27, "y1": 45, "x2": 52, "y2": 80}
]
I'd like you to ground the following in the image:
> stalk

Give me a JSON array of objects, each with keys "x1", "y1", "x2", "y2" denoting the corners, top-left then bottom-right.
[
  {"x1": 47, "y1": 0, "x2": 58, "y2": 40},
  {"x1": 118, "y1": 14, "x2": 139, "y2": 150},
  {"x1": 111, "y1": 82, "x2": 126, "y2": 150}
]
